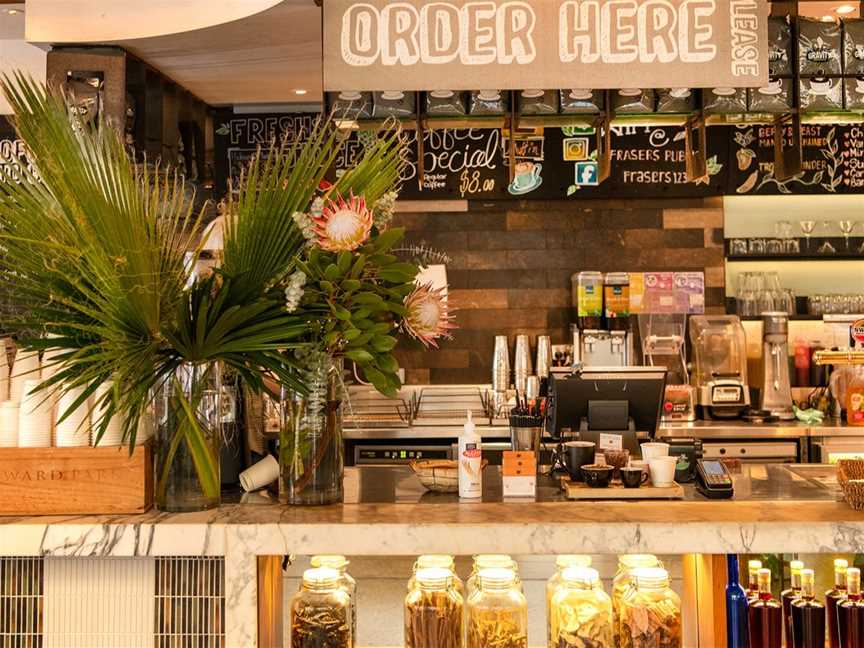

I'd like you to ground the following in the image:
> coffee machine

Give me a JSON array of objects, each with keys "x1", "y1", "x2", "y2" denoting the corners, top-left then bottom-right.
[
  {"x1": 689, "y1": 315, "x2": 751, "y2": 419},
  {"x1": 760, "y1": 312, "x2": 795, "y2": 420}
]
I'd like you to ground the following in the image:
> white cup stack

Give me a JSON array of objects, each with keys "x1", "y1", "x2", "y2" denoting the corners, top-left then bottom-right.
[
  {"x1": 92, "y1": 381, "x2": 124, "y2": 447},
  {"x1": 54, "y1": 386, "x2": 91, "y2": 447},
  {"x1": 40, "y1": 343, "x2": 65, "y2": 382},
  {"x1": 18, "y1": 379, "x2": 53, "y2": 448},
  {"x1": 0, "y1": 401, "x2": 19, "y2": 447},
  {"x1": 9, "y1": 349, "x2": 41, "y2": 404},
  {"x1": 239, "y1": 455, "x2": 279, "y2": 492}
]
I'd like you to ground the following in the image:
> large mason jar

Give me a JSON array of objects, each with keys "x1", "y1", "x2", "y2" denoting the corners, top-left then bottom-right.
[
  {"x1": 550, "y1": 566, "x2": 614, "y2": 648},
  {"x1": 404, "y1": 567, "x2": 464, "y2": 648},
  {"x1": 619, "y1": 567, "x2": 682, "y2": 648},
  {"x1": 467, "y1": 567, "x2": 528, "y2": 648},
  {"x1": 290, "y1": 567, "x2": 352, "y2": 648},
  {"x1": 612, "y1": 555, "x2": 662, "y2": 647}
]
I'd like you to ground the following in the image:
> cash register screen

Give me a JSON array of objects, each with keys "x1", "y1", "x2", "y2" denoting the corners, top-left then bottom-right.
[{"x1": 546, "y1": 367, "x2": 668, "y2": 439}]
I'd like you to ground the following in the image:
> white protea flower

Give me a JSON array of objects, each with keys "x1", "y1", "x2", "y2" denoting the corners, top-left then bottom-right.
[
  {"x1": 403, "y1": 283, "x2": 457, "y2": 349},
  {"x1": 284, "y1": 271, "x2": 306, "y2": 313},
  {"x1": 311, "y1": 194, "x2": 373, "y2": 252}
]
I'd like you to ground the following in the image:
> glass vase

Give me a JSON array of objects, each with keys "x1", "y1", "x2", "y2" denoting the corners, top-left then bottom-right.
[
  {"x1": 280, "y1": 355, "x2": 345, "y2": 506},
  {"x1": 152, "y1": 362, "x2": 222, "y2": 512}
]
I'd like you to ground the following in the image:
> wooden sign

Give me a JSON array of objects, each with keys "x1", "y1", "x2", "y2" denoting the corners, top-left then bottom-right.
[{"x1": 324, "y1": 0, "x2": 769, "y2": 91}]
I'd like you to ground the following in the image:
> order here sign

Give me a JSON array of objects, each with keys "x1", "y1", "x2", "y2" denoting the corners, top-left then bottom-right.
[{"x1": 323, "y1": 0, "x2": 769, "y2": 91}]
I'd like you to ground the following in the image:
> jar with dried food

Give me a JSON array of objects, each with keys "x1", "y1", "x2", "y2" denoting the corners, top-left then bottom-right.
[
  {"x1": 467, "y1": 567, "x2": 529, "y2": 648},
  {"x1": 310, "y1": 555, "x2": 357, "y2": 647},
  {"x1": 290, "y1": 567, "x2": 353, "y2": 648},
  {"x1": 466, "y1": 555, "x2": 521, "y2": 598},
  {"x1": 612, "y1": 555, "x2": 662, "y2": 648},
  {"x1": 405, "y1": 567, "x2": 464, "y2": 648},
  {"x1": 619, "y1": 567, "x2": 682, "y2": 648},
  {"x1": 408, "y1": 555, "x2": 464, "y2": 596},
  {"x1": 550, "y1": 567, "x2": 614, "y2": 648},
  {"x1": 547, "y1": 556, "x2": 594, "y2": 647}
]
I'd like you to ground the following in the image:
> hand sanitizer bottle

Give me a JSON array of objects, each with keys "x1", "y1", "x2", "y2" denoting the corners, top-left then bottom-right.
[{"x1": 458, "y1": 410, "x2": 482, "y2": 499}]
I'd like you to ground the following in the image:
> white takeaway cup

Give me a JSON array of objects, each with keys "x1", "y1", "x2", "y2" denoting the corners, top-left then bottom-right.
[
  {"x1": 640, "y1": 442, "x2": 670, "y2": 461},
  {"x1": 648, "y1": 456, "x2": 678, "y2": 487},
  {"x1": 239, "y1": 455, "x2": 280, "y2": 492},
  {"x1": 0, "y1": 401, "x2": 19, "y2": 447}
]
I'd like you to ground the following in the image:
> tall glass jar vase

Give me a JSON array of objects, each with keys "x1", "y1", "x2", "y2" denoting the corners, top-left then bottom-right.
[
  {"x1": 280, "y1": 355, "x2": 345, "y2": 506},
  {"x1": 152, "y1": 362, "x2": 222, "y2": 512}
]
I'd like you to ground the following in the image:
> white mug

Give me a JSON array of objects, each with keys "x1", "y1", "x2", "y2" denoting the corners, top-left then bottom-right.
[
  {"x1": 640, "y1": 442, "x2": 670, "y2": 461},
  {"x1": 648, "y1": 456, "x2": 678, "y2": 487}
]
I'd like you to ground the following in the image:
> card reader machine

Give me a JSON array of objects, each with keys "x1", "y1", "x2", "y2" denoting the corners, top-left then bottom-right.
[{"x1": 695, "y1": 459, "x2": 734, "y2": 499}]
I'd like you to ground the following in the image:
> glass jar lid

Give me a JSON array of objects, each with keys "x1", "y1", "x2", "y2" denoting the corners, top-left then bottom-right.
[
  {"x1": 556, "y1": 555, "x2": 592, "y2": 570},
  {"x1": 474, "y1": 555, "x2": 516, "y2": 571},
  {"x1": 619, "y1": 554, "x2": 660, "y2": 570},
  {"x1": 302, "y1": 567, "x2": 340, "y2": 591},
  {"x1": 311, "y1": 555, "x2": 349, "y2": 571},
  {"x1": 561, "y1": 566, "x2": 600, "y2": 588},
  {"x1": 416, "y1": 567, "x2": 452, "y2": 590},
  {"x1": 632, "y1": 567, "x2": 670, "y2": 590},
  {"x1": 417, "y1": 555, "x2": 455, "y2": 571},
  {"x1": 478, "y1": 567, "x2": 516, "y2": 590}
]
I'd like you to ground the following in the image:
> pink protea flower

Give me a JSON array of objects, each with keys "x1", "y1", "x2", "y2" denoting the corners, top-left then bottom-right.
[
  {"x1": 311, "y1": 193, "x2": 373, "y2": 252},
  {"x1": 403, "y1": 283, "x2": 457, "y2": 349}
]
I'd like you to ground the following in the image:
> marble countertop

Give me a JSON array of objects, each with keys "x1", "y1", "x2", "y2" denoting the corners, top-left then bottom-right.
[{"x1": 1, "y1": 464, "x2": 861, "y2": 557}]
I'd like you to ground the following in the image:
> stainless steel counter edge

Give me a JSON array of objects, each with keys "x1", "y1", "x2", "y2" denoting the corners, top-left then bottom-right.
[{"x1": 345, "y1": 420, "x2": 863, "y2": 440}]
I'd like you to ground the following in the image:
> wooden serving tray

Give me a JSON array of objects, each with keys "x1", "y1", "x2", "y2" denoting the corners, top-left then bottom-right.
[
  {"x1": 560, "y1": 476, "x2": 684, "y2": 500},
  {"x1": 0, "y1": 444, "x2": 153, "y2": 515}
]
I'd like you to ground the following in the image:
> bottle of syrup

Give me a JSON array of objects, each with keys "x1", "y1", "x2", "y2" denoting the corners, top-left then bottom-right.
[
  {"x1": 782, "y1": 560, "x2": 805, "y2": 646},
  {"x1": 790, "y1": 569, "x2": 825, "y2": 648},
  {"x1": 838, "y1": 567, "x2": 864, "y2": 648},
  {"x1": 749, "y1": 568, "x2": 783, "y2": 648},
  {"x1": 827, "y1": 559, "x2": 849, "y2": 648},
  {"x1": 747, "y1": 559, "x2": 764, "y2": 601}
]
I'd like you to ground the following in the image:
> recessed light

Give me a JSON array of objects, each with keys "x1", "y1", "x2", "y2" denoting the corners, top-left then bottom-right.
[
  {"x1": 294, "y1": 89, "x2": 308, "y2": 96},
  {"x1": 836, "y1": 4, "x2": 856, "y2": 14},
  {"x1": 821, "y1": 14, "x2": 836, "y2": 22},
  {"x1": 4, "y1": 8, "x2": 22, "y2": 15}
]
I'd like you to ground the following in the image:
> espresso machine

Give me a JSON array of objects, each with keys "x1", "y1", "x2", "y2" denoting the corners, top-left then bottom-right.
[
  {"x1": 689, "y1": 315, "x2": 751, "y2": 419},
  {"x1": 638, "y1": 313, "x2": 696, "y2": 422},
  {"x1": 760, "y1": 312, "x2": 795, "y2": 420}
]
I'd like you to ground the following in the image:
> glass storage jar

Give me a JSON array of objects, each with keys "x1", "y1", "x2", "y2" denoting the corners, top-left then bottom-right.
[
  {"x1": 407, "y1": 555, "x2": 463, "y2": 596},
  {"x1": 612, "y1": 555, "x2": 662, "y2": 648},
  {"x1": 550, "y1": 567, "x2": 614, "y2": 648},
  {"x1": 310, "y1": 555, "x2": 357, "y2": 647},
  {"x1": 546, "y1": 555, "x2": 593, "y2": 647},
  {"x1": 618, "y1": 567, "x2": 682, "y2": 648},
  {"x1": 404, "y1": 567, "x2": 464, "y2": 648},
  {"x1": 467, "y1": 568, "x2": 529, "y2": 648},
  {"x1": 466, "y1": 555, "x2": 520, "y2": 598},
  {"x1": 290, "y1": 567, "x2": 353, "y2": 648}
]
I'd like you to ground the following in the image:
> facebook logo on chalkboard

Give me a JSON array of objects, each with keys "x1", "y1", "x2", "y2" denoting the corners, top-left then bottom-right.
[{"x1": 574, "y1": 162, "x2": 599, "y2": 186}]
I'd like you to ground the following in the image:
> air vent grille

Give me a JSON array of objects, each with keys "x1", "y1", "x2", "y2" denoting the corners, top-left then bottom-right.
[{"x1": 0, "y1": 557, "x2": 43, "y2": 648}]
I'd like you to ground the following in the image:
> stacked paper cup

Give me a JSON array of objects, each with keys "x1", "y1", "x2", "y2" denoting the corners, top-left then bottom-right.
[
  {"x1": 18, "y1": 379, "x2": 53, "y2": 447},
  {"x1": 10, "y1": 348, "x2": 41, "y2": 404},
  {"x1": 54, "y1": 386, "x2": 91, "y2": 447},
  {"x1": 92, "y1": 381, "x2": 124, "y2": 446},
  {"x1": 0, "y1": 401, "x2": 18, "y2": 447}
]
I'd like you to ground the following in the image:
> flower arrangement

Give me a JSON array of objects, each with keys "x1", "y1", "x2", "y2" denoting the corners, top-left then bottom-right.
[{"x1": 0, "y1": 74, "x2": 454, "y2": 509}]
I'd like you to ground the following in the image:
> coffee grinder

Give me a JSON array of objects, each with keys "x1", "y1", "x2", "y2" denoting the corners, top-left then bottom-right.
[{"x1": 689, "y1": 315, "x2": 751, "y2": 419}]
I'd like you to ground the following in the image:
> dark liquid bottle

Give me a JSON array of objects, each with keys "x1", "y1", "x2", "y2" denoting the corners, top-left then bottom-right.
[
  {"x1": 749, "y1": 568, "x2": 783, "y2": 648},
  {"x1": 826, "y1": 559, "x2": 849, "y2": 648},
  {"x1": 790, "y1": 569, "x2": 825, "y2": 648},
  {"x1": 726, "y1": 555, "x2": 750, "y2": 648},
  {"x1": 782, "y1": 561, "x2": 804, "y2": 647},
  {"x1": 839, "y1": 567, "x2": 864, "y2": 648},
  {"x1": 747, "y1": 560, "x2": 764, "y2": 602}
]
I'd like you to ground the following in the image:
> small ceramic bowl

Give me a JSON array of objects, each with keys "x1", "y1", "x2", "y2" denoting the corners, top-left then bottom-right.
[{"x1": 581, "y1": 464, "x2": 614, "y2": 488}]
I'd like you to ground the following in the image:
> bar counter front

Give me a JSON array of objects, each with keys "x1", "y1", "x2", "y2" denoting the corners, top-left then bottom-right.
[{"x1": 1, "y1": 463, "x2": 860, "y2": 647}]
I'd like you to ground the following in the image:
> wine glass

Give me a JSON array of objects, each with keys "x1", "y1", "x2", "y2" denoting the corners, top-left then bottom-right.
[
  {"x1": 839, "y1": 220, "x2": 856, "y2": 252},
  {"x1": 799, "y1": 220, "x2": 816, "y2": 253}
]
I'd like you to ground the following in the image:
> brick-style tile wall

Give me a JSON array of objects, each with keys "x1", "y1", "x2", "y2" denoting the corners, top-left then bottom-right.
[{"x1": 394, "y1": 198, "x2": 725, "y2": 385}]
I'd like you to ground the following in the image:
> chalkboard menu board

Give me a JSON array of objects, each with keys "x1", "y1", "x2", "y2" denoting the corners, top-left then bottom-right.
[
  {"x1": 210, "y1": 110, "x2": 864, "y2": 199},
  {"x1": 727, "y1": 123, "x2": 864, "y2": 195},
  {"x1": 0, "y1": 116, "x2": 35, "y2": 184}
]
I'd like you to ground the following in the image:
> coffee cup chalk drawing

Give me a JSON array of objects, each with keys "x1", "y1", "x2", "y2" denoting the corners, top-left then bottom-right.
[{"x1": 508, "y1": 161, "x2": 543, "y2": 195}]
